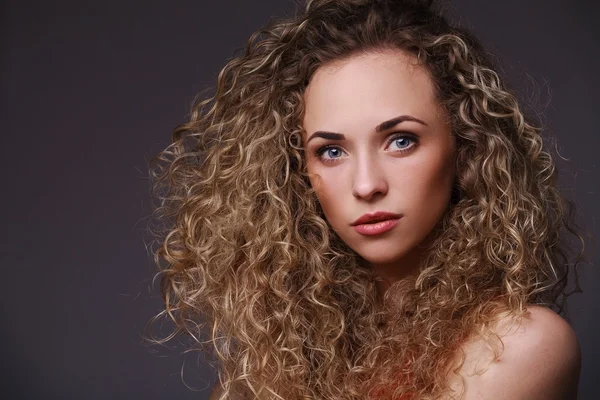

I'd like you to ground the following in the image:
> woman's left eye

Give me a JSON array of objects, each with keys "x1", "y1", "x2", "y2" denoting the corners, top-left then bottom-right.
[{"x1": 388, "y1": 134, "x2": 417, "y2": 152}]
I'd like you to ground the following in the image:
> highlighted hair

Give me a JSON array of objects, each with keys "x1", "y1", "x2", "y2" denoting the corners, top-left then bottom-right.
[{"x1": 147, "y1": 0, "x2": 585, "y2": 398}]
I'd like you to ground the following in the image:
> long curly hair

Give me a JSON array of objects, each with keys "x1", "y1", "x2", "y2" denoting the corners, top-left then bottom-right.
[{"x1": 147, "y1": 0, "x2": 585, "y2": 398}]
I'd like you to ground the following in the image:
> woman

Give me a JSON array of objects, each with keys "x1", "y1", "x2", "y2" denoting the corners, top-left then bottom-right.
[{"x1": 148, "y1": 0, "x2": 584, "y2": 398}]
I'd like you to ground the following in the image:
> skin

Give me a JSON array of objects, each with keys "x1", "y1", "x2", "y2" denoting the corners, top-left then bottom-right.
[
  {"x1": 444, "y1": 305, "x2": 581, "y2": 399},
  {"x1": 302, "y1": 49, "x2": 455, "y2": 292}
]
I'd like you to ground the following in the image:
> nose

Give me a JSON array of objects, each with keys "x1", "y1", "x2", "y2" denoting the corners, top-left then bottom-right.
[{"x1": 351, "y1": 154, "x2": 388, "y2": 201}]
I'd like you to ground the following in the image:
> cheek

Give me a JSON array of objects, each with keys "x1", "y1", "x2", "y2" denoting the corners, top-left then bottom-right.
[{"x1": 402, "y1": 152, "x2": 454, "y2": 208}]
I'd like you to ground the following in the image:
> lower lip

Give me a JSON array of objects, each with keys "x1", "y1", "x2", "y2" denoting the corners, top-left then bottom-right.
[{"x1": 353, "y1": 218, "x2": 400, "y2": 236}]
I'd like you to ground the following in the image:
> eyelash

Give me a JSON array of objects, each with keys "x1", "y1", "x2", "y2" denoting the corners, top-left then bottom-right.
[{"x1": 314, "y1": 133, "x2": 419, "y2": 164}]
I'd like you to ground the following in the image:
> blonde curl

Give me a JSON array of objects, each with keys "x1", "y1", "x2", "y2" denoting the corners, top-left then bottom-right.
[{"x1": 146, "y1": 1, "x2": 585, "y2": 398}]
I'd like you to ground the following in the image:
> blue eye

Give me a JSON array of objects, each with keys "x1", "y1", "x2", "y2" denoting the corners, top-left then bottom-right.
[
  {"x1": 316, "y1": 145, "x2": 345, "y2": 161},
  {"x1": 314, "y1": 134, "x2": 418, "y2": 165},
  {"x1": 388, "y1": 135, "x2": 417, "y2": 152}
]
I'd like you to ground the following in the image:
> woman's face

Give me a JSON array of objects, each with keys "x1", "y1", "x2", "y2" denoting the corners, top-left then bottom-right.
[{"x1": 302, "y1": 50, "x2": 455, "y2": 280}]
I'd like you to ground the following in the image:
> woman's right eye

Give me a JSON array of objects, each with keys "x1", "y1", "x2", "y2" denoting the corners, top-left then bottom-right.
[{"x1": 315, "y1": 145, "x2": 345, "y2": 163}]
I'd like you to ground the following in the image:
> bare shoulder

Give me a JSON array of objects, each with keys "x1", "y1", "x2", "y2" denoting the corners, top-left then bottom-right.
[{"x1": 445, "y1": 305, "x2": 581, "y2": 400}]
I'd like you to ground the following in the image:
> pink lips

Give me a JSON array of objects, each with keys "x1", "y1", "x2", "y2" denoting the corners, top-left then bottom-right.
[{"x1": 351, "y1": 211, "x2": 402, "y2": 236}]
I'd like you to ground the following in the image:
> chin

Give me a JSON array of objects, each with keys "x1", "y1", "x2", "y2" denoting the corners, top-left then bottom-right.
[
  {"x1": 355, "y1": 248, "x2": 407, "y2": 265},
  {"x1": 349, "y1": 237, "x2": 421, "y2": 266}
]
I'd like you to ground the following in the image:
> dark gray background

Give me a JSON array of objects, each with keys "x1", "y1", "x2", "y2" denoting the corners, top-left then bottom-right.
[{"x1": 1, "y1": 1, "x2": 598, "y2": 399}]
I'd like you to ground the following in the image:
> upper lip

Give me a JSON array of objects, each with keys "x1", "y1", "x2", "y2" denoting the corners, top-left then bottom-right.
[{"x1": 351, "y1": 211, "x2": 402, "y2": 226}]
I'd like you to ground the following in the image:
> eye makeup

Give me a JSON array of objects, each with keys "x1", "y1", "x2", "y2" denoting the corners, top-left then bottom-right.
[{"x1": 314, "y1": 132, "x2": 419, "y2": 164}]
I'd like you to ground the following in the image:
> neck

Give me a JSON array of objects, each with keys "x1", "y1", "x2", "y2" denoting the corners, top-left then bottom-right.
[
  {"x1": 370, "y1": 227, "x2": 439, "y2": 297},
  {"x1": 371, "y1": 246, "x2": 424, "y2": 296}
]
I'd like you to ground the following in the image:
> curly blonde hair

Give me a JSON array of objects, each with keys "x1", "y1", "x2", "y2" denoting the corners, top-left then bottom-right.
[{"x1": 147, "y1": 0, "x2": 584, "y2": 398}]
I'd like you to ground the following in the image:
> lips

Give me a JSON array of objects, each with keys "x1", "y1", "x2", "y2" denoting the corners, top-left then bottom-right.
[{"x1": 351, "y1": 211, "x2": 402, "y2": 226}]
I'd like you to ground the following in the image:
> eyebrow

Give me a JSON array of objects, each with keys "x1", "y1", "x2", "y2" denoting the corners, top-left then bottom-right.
[{"x1": 306, "y1": 114, "x2": 428, "y2": 143}]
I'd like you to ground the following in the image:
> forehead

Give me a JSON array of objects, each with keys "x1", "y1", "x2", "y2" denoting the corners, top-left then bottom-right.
[{"x1": 302, "y1": 50, "x2": 442, "y2": 133}]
